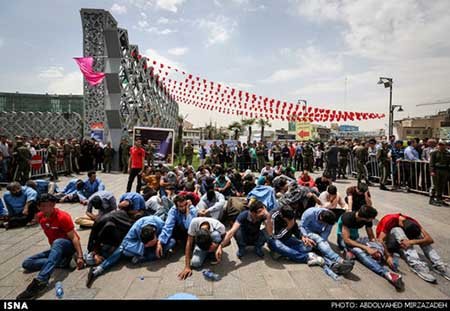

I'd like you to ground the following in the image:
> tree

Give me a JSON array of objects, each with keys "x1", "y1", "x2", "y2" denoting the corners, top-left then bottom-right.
[
  {"x1": 241, "y1": 118, "x2": 256, "y2": 144},
  {"x1": 228, "y1": 121, "x2": 243, "y2": 140},
  {"x1": 257, "y1": 119, "x2": 271, "y2": 142},
  {"x1": 204, "y1": 123, "x2": 214, "y2": 140}
]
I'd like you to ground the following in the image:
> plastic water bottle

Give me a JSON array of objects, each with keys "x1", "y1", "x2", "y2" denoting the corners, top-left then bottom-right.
[
  {"x1": 323, "y1": 266, "x2": 341, "y2": 281},
  {"x1": 202, "y1": 269, "x2": 221, "y2": 281},
  {"x1": 55, "y1": 281, "x2": 64, "y2": 299}
]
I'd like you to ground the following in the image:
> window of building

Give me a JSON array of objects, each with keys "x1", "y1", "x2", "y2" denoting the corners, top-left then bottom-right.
[{"x1": 406, "y1": 130, "x2": 412, "y2": 135}]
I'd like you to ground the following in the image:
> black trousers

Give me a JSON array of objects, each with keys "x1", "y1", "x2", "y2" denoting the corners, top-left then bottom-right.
[
  {"x1": 127, "y1": 168, "x2": 143, "y2": 193},
  {"x1": 7, "y1": 201, "x2": 38, "y2": 229}
]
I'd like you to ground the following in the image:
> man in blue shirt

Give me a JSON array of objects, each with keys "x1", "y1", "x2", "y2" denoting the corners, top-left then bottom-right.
[
  {"x1": 84, "y1": 171, "x2": 106, "y2": 198},
  {"x1": 56, "y1": 178, "x2": 88, "y2": 203},
  {"x1": 404, "y1": 140, "x2": 420, "y2": 189},
  {"x1": 75, "y1": 191, "x2": 117, "y2": 228},
  {"x1": 25, "y1": 179, "x2": 58, "y2": 197},
  {"x1": 118, "y1": 192, "x2": 146, "y2": 219},
  {"x1": 300, "y1": 207, "x2": 354, "y2": 275},
  {"x1": 86, "y1": 215, "x2": 171, "y2": 288},
  {"x1": 218, "y1": 200, "x2": 269, "y2": 258},
  {"x1": 158, "y1": 195, "x2": 198, "y2": 253},
  {"x1": 1, "y1": 182, "x2": 38, "y2": 229}
]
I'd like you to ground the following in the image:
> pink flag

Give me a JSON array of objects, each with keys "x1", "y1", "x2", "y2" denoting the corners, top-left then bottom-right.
[{"x1": 73, "y1": 57, "x2": 106, "y2": 86}]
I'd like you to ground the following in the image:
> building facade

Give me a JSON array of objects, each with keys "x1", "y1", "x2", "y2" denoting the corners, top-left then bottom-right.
[{"x1": 394, "y1": 109, "x2": 450, "y2": 140}]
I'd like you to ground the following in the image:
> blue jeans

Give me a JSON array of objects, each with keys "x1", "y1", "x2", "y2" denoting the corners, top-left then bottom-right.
[
  {"x1": 22, "y1": 238, "x2": 75, "y2": 283},
  {"x1": 234, "y1": 227, "x2": 266, "y2": 251},
  {"x1": 307, "y1": 233, "x2": 342, "y2": 265},
  {"x1": 100, "y1": 238, "x2": 176, "y2": 272},
  {"x1": 1, "y1": 158, "x2": 10, "y2": 182},
  {"x1": 267, "y1": 236, "x2": 312, "y2": 263},
  {"x1": 339, "y1": 236, "x2": 388, "y2": 277},
  {"x1": 191, "y1": 231, "x2": 222, "y2": 269}
]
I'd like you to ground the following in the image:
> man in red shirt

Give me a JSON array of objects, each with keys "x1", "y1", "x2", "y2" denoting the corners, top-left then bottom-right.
[
  {"x1": 377, "y1": 213, "x2": 450, "y2": 283},
  {"x1": 16, "y1": 194, "x2": 84, "y2": 300},
  {"x1": 127, "y1": 139, "x2": 146, "y2": 193}
]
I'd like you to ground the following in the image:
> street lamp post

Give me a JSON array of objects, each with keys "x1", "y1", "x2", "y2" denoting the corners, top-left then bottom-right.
[{"x1": 377, "y1": 77, "x2": 395, "y2": 136}]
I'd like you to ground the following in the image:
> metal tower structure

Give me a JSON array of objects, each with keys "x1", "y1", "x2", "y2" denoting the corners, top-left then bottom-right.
[{"x1": 80, "y1": 8, "x2": 179, "y2": 168}]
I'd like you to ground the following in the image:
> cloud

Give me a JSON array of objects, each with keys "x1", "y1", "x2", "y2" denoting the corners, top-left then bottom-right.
[
  {"x1": 156, "y1": 0, "x2": 186, "y2": 13},
  {"x1": 293, "y1": 0, "x2": 450, "y2": 61},
  {"x1": 0, "y1": 38, "x2": 4, "y2": 48},
  {"x1": 157, "y1": 17, "x2": 170, "y2": 24},
  {"x1": 38, "y1": 66, "x2": 65, "y2": 79},
  {"x1": 134, "y1": 19, "x2": 177, "y2": 35},
  {"x1": 110, "y1": 3, "x2": 127, "y2": 15},
  {"x1": 144, "y1": 48, "x2": 185, "y2": 71},
  {"x1": 197, "y1": 16, "x2": 237, "y2": 46},
  {"x1": 168, "y1": 47, "x2": 189, "y2": 56},
  {"x1": 262, "y1": 46, "x2": 343, "y2": 83},
  {"x1": 47, "y1": 71, "x2": 83, "y2": 95}
]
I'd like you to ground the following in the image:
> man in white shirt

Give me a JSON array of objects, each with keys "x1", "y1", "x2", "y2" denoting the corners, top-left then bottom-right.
[{"x1": 318, "y1": 185, "x2": 348, "y2": 216}]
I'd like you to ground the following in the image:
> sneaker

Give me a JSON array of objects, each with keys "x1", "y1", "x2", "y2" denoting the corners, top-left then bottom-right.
[
  {"x1": 254, "y1": 247, "x2": 264, "y2": 258},
  {"x1": 16, "y1": 278, "x2": 47, "y2": 300},
  {"x1": 86, "y1": 267, "x2": 97, "y2": 288},
  {"x1": 433, "y1": 264, "x2": 450, "y2": 281},
  {"x1": 430, "y1": 199, "x2": 442, "y2": 207},
  {"x1": 269, "y1": 250, "x2": 282, "y2": 260},
  {"x1": 385, "y1": 272, "x2": 405, "y2": 291},
  {"x1": 410, "y1": 264, "x2": 437, "y2": 283},
  {"x1": 307, "y1": 254, "x2": 325, "y2": 267},
  {"x1": 379, "y1": 185, "x2": 389, "y2": 191},
  {"x1": 331, "y1": 260, "x2": 354, "y2": 275}
]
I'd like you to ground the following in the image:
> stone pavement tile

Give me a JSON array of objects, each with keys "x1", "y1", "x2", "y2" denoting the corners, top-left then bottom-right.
[
  {"x1": 210, "y1": 270, "x2": 243, "y2": 299},
  {"x1": 401, "y1": 272, "x2": 449, "y2": 299},
  {"x1": 0, "y1": 245, "x2": 45, "y2": 281},
  {"x1": 181, "y1": 271, "x2": 214, "y2": 297},
  {"x1": 271, "y1": 288, "x2": 305, "y2": 299},
  {"x1": 327, "y1": 284, "x2": 359, "y2": 300},
  {"x1": 0, "y1": 232, "x2": 44, "y2": 264},
  {"x1": 124, "y1": 276, "x2": 161, "y2": 299},
  {"x1": 0, "y1": 244, "x2": 13, "y2": 251},
  {"x1": 243, "y1": 285, "x2": 273, "y2": 299},
  {"x1": 40, "y1": 286, "x2": 99, "y2": 300},
  {"x1": 0, "y1": 286, "x2": 15, "y2": 299},
  {"x1": 93, "y1": 268, "x2": 137, "y2": 299},
  {"x1": 289, "y1": 270, "x2": 331, "y2": 299},
  {"x1": 263, "y1": 270, "x2": 296, "y2": 290}
]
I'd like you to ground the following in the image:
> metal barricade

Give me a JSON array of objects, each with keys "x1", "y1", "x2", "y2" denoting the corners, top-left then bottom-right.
[
  {"x1": 397, "y1": 159, "x2": 449, "y2": 198},
  {"x1": 30, "y1": 149, "x2": 48, "y2": 178}
]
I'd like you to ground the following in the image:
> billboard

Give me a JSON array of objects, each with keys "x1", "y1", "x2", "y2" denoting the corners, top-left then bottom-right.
[
  {"x1": 90, "y1": 122, "x2": 104, "y2": 142},
  {"x1": 295, "y1": 122, "x2": 312, "y2": 141},
  {"x1": 339, "y1": 125, "x2": 359, "y2": 132},
  {"x1": 133, "y1": 127, "x2": 174, "y2": 165}
]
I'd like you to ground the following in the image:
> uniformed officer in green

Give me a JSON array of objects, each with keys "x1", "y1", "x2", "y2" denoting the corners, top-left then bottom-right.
[
  {"x1": 46, "y1": 139, "x2": 58, "y2": 181},
  {"x1": 14, "y1": 140, "x2": 32, "y2": 184},
  {"x1": 103, "y1": 142, "x2": 114, "y2": 173},
  {"x1": 354, "y1": 141, "x2": 371, "y2": 186},
  {"x1": 145, "y1": 140, "x2": 155, "y2": 167},
  {"x1": 120, "y1": 139, "x2": 131, "y2": 174},
  {"x1": 183, "y1": 141, "x2": 194, "y2": 165},
  {"x1": 338, "y1": 140, "x2": 350, "y2": 179},
  {"x1": 376, "y1": 141, "x2": 391, "y2": 191},
  {"x1": 429, "y1": 140, "x2": 450, "y2": 206},
  {"x1": 256, "y1": 141, "x2": 266, "y2": 171},
  {"x1": 63, "y1": 139, "x2": 73, "y2": 176},
  {"x1": 271, "y1": 141, "x2": 281, "y2": 166},
  {"x1": 302, "y1": 142, "x2": 314, "y2": 173},
  {"x1": 71, "y1": 138, "x2": 81, "y2": 174},
  {"x1": 210, "y1": 142, "x2": 220, "y2": 165}
]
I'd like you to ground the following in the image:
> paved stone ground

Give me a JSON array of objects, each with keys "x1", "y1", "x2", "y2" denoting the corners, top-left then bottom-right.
[{"x1": 1, "y1": 171, "x2": 449, "y2": 300}]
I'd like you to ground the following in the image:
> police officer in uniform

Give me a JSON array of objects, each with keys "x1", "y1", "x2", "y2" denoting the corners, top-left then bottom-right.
[
  {"x1": 256, "y1": 141, "x2": 266, "y2": 171},
  {"x1": 184, "y1": 141, "x2": 194, "y2": 166},
  {"x1": 302, "y1": 142, "x2": 314, "y2": 173},
  {"x1": 71, "y1": 139, "x2": 81, "y2": 174},
  {"x1": 271, "y1": 141, "x2": 281, "y2": 166},
  {"x1": 63, "y1": 139, "x2": 73, "y2": 176},
  {"x1": 354, "y1": 141, "x2": 371, "y2": 186},
  {"x1": 14, "y1": 140, "x2": 32, "y2": 185},
  {"x1": 429, "y1": 140, "x2": 450, "y2": 206},
  {"x1": 338, "y1": 140, "x2": 350, "y2": 179},
  {"x1": 120, "y1": 139, "x2": 131, "y2": 174},
  {"x1": 46, "y1": 139, "x2": 58, "y2": 181},
  {"x1": 145, "y1": 140, "x2": 155, "y2": 167},
  {"x1": 103, "y1": 142, "x2": 114, "y2": 173},
  {"x1": 377, "y1": 141, "x2": 391, "y2": 191}
]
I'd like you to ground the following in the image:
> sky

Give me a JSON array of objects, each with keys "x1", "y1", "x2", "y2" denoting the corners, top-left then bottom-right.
[{"x1": 1, "y1": 0, "x2": 449, "y2": 131}]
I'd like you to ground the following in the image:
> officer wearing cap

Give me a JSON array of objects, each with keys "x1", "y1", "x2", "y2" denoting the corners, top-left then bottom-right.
[
  {"x1": 429, "y1": 140, "x2": 450, "y2": 206},
  {"x1": 377, "y1": 141, "x2": 391, "y2": 191},
  {"x1": 14, "y1": 140, "x2": 32, "y2": 185}
]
